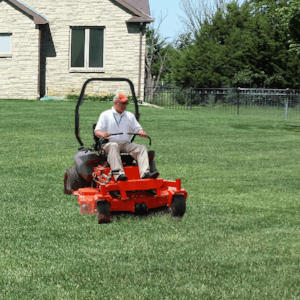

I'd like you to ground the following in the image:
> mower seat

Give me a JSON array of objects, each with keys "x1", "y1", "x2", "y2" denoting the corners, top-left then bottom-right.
[{"x1": 101, "y1": 152, "x2": 135, "y2": 166}]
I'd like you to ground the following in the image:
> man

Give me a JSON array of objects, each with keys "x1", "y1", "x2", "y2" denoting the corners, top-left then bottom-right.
[{"x1": 94, "y1": 93, "x2": 159, "y2": 182}]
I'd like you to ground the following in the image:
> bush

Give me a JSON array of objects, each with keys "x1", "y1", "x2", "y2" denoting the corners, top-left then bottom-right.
[
  {"x1": 175, "y1": 92, "x2": 189, "y2": 105},
  {"x1": 175, "y1": 91, "x2": 203, "y2": 106},
  {"x1": 65, "y1": 93, "x2": 134, "y2": 102}
]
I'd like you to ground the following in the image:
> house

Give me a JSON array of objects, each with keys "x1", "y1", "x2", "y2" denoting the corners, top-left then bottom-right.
[{"x1": 0, "y1": 0, "x2": 153, "y2": 100}]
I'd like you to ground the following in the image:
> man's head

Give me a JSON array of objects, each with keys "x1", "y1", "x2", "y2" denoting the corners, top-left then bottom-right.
[{"x1": 113, "y1": 93, "x2": 128, "y2": 113}]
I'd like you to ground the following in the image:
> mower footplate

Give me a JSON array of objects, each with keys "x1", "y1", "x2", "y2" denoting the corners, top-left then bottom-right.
[{"x1": 116, "y1": 178, "x2": 164, "y2": 200}]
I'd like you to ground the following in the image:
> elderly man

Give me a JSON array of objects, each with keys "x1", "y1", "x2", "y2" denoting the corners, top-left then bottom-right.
[{"x1": 94, "y1": 93, "x2": 159, "y2": 182}]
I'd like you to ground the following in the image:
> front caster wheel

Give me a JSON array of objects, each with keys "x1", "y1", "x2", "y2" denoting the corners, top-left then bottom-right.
[
  {"x1": 96, "y1": 200, "x2": 111, "y2": 224},
  {"x1": 171, "y1": 194, "x2": 186, "y2": 217}
]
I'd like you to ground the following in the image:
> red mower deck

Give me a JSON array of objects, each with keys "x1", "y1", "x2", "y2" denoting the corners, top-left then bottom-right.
[{"x1": 74, "y1": 165, "x2": 187, "y2": 215}]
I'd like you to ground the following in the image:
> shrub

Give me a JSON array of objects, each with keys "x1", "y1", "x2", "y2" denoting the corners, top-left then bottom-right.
[
  {"x1": 65, "y1": 93, "x2": 134, "y2": 102},
  {"x1": 175, "y1": 92, "x2": 189, "y2": 105}
]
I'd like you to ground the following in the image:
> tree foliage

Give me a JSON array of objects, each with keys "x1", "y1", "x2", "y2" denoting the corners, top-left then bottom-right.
[
  {"x1": 277, "y1": 0, "x2": 300, "y2": 53},
  {"x1": 146, "y1": 0, "x2": 300, "y2": 89},
  {"x1": 169, "y1": 0, "x2": 300, "y2": 88}
]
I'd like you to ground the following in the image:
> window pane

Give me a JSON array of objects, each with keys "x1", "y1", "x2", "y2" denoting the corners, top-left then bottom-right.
[
  {"x1": 71, "y1": 29, "x2": 85, "y2": 68},
  {"x1": 89, "y1": 29, "x2": 103, "y2": 68},
  {"x1": 0, "y1": 34, "x2": 11, "y2": 53}
]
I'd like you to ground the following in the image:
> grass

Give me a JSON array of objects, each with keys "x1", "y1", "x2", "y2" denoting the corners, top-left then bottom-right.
[{"x1": 1, "y1": 99, "x2": 300, "y2": 299}]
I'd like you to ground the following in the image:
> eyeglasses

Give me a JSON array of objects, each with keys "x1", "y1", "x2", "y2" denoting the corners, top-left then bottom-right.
[{"x1": 120, "y1": 102, "x2": 128, "y2": 105}]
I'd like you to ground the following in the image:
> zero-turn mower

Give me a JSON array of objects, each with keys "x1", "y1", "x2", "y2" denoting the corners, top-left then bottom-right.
[{"x1": 64, "y1": 78, "x2": 187, "y2": 223}]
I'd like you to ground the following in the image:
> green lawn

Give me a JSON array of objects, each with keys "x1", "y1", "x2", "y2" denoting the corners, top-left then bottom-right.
[{"x1": 1, "y1": 99, "x2": 300, "y2": 299}]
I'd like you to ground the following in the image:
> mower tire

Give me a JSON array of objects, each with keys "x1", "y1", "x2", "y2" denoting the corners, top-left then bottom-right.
[
  {"x1": 171, "y1": 194, "x2": 186, "y2": 217},
  {"x1": 96, "y1": 200, "x2": 111, "y2": 224},
  {"x1": 64, "y1": 167, "x2": 88, "y2": 195}
]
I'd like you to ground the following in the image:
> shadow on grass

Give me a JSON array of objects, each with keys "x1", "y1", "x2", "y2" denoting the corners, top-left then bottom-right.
[{"x1": 110, "y1": 206, "x2": 181, "y2": 223}]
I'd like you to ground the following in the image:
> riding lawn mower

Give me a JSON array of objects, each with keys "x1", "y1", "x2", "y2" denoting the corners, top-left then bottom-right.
[{"x1": 64, "y1": 78, "x2": 187, "y2": 223}]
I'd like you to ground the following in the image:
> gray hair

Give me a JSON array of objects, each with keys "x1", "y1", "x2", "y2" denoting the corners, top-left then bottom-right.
[{"x1": 113, "y1": 95, "x2": 120, "y2": 103}]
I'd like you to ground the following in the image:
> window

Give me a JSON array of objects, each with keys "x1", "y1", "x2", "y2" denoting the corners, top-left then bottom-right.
[
  {"x1": 70, "y1": 27, "x2": 104, "y2": 70},
  {"x1": 0, "y1": 33, "x2": 12, "y2": 56}
]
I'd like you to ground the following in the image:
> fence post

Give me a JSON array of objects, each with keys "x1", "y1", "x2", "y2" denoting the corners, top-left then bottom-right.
[
  {"x1": 237, "y1": 87, "x2": 240, "y2": 115},
  {"x1": 285, "y1": 88, "x2": 289, "y2": 119},
  {"x1": 190, "y1": 87, "x2": 192, "y2": 111}
]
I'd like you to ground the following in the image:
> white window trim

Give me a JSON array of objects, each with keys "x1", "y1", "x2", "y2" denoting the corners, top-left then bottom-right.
[
  {"x1": 69, "y1": 27, "x2": 105, "y2": 73},
  {"x1": 0, "y1": 33, "x2": 12, "y2": 58}
]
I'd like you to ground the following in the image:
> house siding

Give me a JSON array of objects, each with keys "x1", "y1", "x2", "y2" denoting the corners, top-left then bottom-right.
[
  {"x1": 0, "y1": 0, "x2": 39, "y2": 99},
  {"x1": 0, "y1": 0, "x2": 147, "y2": 100}
]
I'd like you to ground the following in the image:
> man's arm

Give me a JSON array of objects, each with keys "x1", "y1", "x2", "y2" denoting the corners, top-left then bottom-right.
[
  {"x1": 95, "y1": 130, "x2": 111, "y2": 139},
  {"x1": 95, "y1": 112, "x2": 111, "y2": 139},
  {"x1": 130, "y1": 113, "x2": 147, "y2": 137}
]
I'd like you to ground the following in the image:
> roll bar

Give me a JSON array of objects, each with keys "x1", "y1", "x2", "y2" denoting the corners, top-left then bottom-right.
[{"x1": 75, "y1": 78, "x2": 140, "y2": 147}]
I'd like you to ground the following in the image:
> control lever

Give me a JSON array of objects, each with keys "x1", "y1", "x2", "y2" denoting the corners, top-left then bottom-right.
[{"x1": 127, "y1": 133, "x2": 151, "y2": 146}]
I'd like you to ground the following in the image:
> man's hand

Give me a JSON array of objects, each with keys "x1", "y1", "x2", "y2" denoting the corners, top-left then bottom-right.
[
  {"x1": 103, "y1": 132, "x2": 111, "y2": 139},
  {"x1": 137, "y1": 129, "x2": 147, "y2": 138},
  {"x1": 95, "y1": 130, "x2": 111, "y2": 139}
]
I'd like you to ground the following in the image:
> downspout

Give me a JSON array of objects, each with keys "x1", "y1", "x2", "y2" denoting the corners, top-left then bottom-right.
[
  {"x1": 138, "y1": 22, "x2": 143, "y2": 99},
  {"x1": 37, "y1": 25, "x2": 42, "y2": 100}
]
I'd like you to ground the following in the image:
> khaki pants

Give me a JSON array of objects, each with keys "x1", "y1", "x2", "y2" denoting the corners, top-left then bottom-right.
[{"x1": 103, "y1": 142, "x2": 150, "y2": 180}]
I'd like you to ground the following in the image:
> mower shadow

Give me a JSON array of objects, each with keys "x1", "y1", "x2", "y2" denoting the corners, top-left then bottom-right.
[{"x1": 110, "y1": 206, "x2": 179, "y2": 222}]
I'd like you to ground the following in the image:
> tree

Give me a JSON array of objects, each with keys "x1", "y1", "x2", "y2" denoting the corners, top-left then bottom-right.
[
  {"x1": 173, "y1": 2, "x2": 254, "y2": 88},
  {"x1": 245, "y1": 0, "x2": 299, "y2": 87},
  {"x1": 145, "y1": 14, "x2": 171, "y2": 90},
  {"x1": 171, "y1": 0, "x2": 300, "y2": 88},
  {"x1": 277, "y1": 0, "x2": 300, "y2": 53},
  {"x1": 173, "y1": 33, "x2": 193, "y2": 52},
  {"x1": 179, "y1": 0, "x2": 235, "y2": 34}
]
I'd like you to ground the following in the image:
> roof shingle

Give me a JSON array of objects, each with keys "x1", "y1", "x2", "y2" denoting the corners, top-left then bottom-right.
[{"x1": 122, "y1": 0, "x2": 150, "y2": 16}]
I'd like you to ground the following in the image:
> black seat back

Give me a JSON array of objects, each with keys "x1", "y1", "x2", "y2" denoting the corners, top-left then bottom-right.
[{"x1": 93, "y1": 124, "x2": 99, "y2": 142}]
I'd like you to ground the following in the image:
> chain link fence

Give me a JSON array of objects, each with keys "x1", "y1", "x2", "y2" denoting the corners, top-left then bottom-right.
[{"x1": 144, "y1": 86, "x2": 300, "y2": 119}]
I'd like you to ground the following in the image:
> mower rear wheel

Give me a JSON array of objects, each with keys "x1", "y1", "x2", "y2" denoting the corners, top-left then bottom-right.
[
  {"x1": 171, "y1": 194, "x2": 186, "y2": 217},
  {"x1": 96, "y1": 200, "x2": 111, "y2": 224},
  {"x1": 64, "y1": 167, "x2": 88, "y2": 195}
]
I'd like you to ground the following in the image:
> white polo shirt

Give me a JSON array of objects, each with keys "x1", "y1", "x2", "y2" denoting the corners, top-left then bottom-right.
[{"x1": 94, "y1": 107, "x2": 142, "y2": 143}]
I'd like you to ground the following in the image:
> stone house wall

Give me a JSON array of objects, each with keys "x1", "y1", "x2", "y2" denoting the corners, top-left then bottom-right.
[
  {"x1": 0, "y1": 0, "x2": 40, "y2": 99},
  {"x1": 0, "y1": 0, "x2": 147, "y2": 100}
]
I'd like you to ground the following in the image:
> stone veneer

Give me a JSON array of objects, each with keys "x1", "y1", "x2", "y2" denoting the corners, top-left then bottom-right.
[
  {"x1": 0, "y1": 0, "x2": 39, "y2": 99},
  {"x1": 0, "y1": 0, "x2": 147, "y2": 99}
]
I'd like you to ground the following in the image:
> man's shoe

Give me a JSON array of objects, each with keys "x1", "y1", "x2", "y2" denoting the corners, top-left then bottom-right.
[
  {"x1": 142, "y1": 171, "x2": 159, "y2": 179},
  {"x1": 142, "y1": 172, "x2": 151, "y2": 179},
  {"x1": 150, "y1": 171, "x2": 159, "y2": 179},
  {"x1": 117, "y1": 174, "x2": 128, "y2": 182}
]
